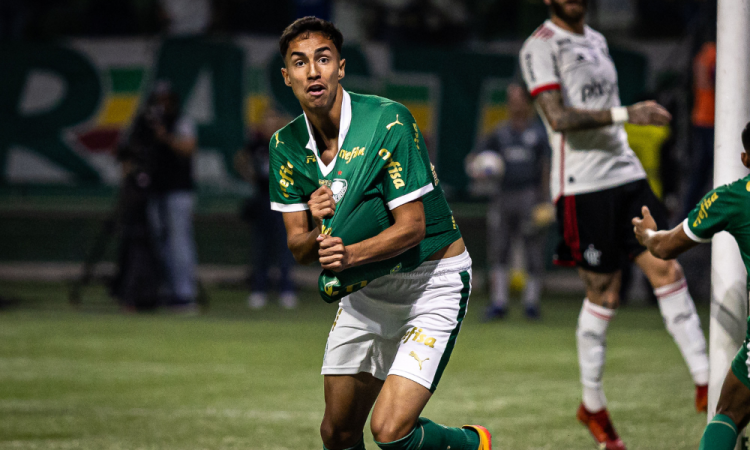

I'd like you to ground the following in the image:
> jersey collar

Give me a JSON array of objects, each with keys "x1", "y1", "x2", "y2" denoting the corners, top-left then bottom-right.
[
  {"x1": 545, "y1": 19, "x2": 590, "y2": 40},
  {"x1": 303, "y1": 88, "x2": 351, "y2": 177}
]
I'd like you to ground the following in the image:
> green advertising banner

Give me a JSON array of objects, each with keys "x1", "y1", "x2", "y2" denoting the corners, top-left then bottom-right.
[{"x1": 0, "y1": 37, "x2": 646, "y2": 194}]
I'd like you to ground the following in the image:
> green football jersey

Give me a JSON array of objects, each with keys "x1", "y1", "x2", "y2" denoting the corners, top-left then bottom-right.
[
  {"x1": 269, "y1": 90, "x2": 461, "y2": 302},
  {"x1": 684, "y1": 174, "x2": 750, "y2": 290}
]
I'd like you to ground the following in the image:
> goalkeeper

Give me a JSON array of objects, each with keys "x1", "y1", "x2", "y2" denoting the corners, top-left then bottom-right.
[
  {"x1": 269, "y1": 16, "x2": 490, "y2": 450},
  {"x1": 633, "y1": 121, "x2": 750, "y2": 450}
]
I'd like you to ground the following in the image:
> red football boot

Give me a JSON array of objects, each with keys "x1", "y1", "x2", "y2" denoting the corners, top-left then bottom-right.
[
  {"x1": 695, "y1": 384, "x2": 708, "y2": 413},
  {"x1": 576, "y1": 403, "x2": 626, "y2": 450}
]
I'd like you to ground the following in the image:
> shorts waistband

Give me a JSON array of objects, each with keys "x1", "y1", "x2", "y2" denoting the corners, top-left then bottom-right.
[{"x1": 386, "y1": 249, "x2": 472, "y2": 279}]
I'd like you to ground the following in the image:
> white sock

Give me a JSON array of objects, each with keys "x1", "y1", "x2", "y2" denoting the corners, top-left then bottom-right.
[
  {"x1": 523, "y1": 276, "x2": 542, "y2": 307},
  {"x1": 577, "y1": 299, "x2": 615, "y2": 412},
  {"x1": 490, "y1": 266, "x2": 509, "y2": 308},
  {"x1": 654, "y1": 278, "x2": 709, "y2": 385}
]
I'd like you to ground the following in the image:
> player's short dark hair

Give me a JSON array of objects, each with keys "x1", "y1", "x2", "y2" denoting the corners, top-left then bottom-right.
[
  {"x1": 279, "y1": 16, "x2": 343, "y2": 59},
  {"x1": 743, "y1": 122, "x2": 750, "y2": 152}
]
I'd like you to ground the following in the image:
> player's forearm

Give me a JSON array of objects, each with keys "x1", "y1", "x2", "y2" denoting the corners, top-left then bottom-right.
[
  {"x1": 345, "y1": 218, "x2": 425, "y2": 268},
  {"x1": 287, "y1": 228, "x2": 323, "y2": 265},
  {"x1": 644, "y1": 229, "x2": 682, "y2": 260},
  {"x1": 545, "y1": 107, "x2": 613, "y2": 132},
  {"x1": 536, "y1": 90, "x2": 615, "y2": 132}
]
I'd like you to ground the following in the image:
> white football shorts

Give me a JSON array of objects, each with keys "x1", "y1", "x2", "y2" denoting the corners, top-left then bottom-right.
[{"x1": 321, "y1": 249, "x2": 472, "y2": 392}]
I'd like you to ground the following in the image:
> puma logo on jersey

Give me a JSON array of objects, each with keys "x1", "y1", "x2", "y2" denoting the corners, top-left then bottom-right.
[
  {"x1": 306, "y1": 155, "x2": 317, "y2": 164},
  {"x1": 409, "y1": 351, "x2": 429, "y2": 370},
  {"x1": 386, "y1": 115, "x2": 403, "y2": 130},
  {"x1": 402, "y1": 326, "x2": 436, "y2": 348},
  {"x1": 693, "y1": 192, "x2": 719, "y2": 227},
  {"x1": 274, "y1": 132, "x2": 284, "y2": 148}
]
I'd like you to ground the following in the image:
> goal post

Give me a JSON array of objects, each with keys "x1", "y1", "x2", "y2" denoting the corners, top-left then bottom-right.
[{"x1": 710, "y1": 1, "x2": 750, "y2": 448}]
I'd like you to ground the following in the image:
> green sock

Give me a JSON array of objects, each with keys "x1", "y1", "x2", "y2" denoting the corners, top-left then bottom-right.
[
  {"x1": 699, "y1": 414, "x2": 738, "y2": 450},
  {"x1": 375, "y1": 417, "x2": 479, "y2": 450},
  {"x1": 324, "y1": 437, "x2": 366, "y2": 450}
]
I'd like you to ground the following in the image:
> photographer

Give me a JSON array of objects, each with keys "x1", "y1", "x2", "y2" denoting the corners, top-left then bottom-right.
[{"x1": 121, "y1": 81, "x2": 198, "y2": 311}]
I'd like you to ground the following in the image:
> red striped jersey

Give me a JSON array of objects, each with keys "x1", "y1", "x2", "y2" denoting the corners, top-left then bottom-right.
[{"x1": 520, "y1": 20, "x2": 645, "y2": 201}]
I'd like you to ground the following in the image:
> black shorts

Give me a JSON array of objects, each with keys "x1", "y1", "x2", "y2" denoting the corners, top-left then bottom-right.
[{"x1": 554, "y1": 179, "x2": 669, "y2": 273}]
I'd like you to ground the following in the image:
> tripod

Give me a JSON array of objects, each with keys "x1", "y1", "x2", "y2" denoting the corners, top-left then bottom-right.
[{"x1": 68, "y1": 178, "x2": 209, "y2": 310}]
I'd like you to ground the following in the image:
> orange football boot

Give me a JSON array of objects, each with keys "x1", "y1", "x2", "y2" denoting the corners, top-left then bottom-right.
[
  {"x1": 576, "y1": 403, "x2": 626, "y2": 450},
  {"x1": 463, "y1": 425, "x2": 492, "y2": 450},
  {"x1": 695, "y1": 384, "x2": 708, "y2": 413}
]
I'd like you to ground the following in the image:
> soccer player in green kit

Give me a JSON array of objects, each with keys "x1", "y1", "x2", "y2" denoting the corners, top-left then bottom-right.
[
  {"x1": 633, "y1": 122, "x2": 750, "y2": 450},
  {"x1": 269, "y1": 17, "x2": 491, "y2": 450}
]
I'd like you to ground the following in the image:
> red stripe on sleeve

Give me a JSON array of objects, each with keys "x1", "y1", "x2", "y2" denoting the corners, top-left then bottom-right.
[{"x1": 530, "y1": 83, "x2": 561, "y2": 97}]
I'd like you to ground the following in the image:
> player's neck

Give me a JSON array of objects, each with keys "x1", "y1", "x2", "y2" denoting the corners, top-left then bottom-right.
[
  {"x1": 550, "y1": 15, "x2": 585, "y2": 35},
  {"x1": 304, "y1": 85, "x2": 344, "y2": 150}
]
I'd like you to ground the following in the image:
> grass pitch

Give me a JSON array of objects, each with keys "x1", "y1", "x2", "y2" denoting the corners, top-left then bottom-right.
[{"x1": 0, "y1": 280, "x2": 709, "y2": 450}]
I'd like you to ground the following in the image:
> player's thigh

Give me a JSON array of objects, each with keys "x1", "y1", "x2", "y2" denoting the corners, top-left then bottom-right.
[
  {"x1": 370, "y1": 374, "x2": 432, "y2": 442},
  {"x1": 555, "y1": 190, "x2": 621, "y2": 273},
  {"x1": 387, "y1": 269, "x2": 471, "y2": 394},
  {"x1": 578, "y1": 267, "x2": 622, "y2": 308},
  {"x1": 322, "y1": 373, "x2": 383, "y2": 436}
]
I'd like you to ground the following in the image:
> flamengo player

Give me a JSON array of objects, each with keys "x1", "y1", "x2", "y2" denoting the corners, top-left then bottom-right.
[
  {"x1": 520, "y1": 0, "x2": 709, "y2": 448},
  {"x1": 270, "y1": 17, "x2": 491, "y2": 450},
  {"x1": 633, "y1": 122, "x2": 750, "y2": 450}
]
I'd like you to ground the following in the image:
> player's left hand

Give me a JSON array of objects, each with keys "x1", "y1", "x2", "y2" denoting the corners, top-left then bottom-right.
[
  {"x1": 632, "y1": 205, "x2": 657, "y2": 246},
  {"x1": 316, "y1": 235, "x2": 351, "y2": 272}
]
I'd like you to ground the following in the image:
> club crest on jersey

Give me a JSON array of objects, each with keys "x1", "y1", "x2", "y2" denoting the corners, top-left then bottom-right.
[
  {"x1": 584, "y1": 245, "x2": 602, "y2": 267},
  {"x1": 331, "y1": 179, "x2": 348, "y2": 203}
]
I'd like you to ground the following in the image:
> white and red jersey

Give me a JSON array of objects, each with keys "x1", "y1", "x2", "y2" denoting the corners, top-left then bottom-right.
[{"x1": 520, "y1": 20, "x2": 646, "y2": 201}]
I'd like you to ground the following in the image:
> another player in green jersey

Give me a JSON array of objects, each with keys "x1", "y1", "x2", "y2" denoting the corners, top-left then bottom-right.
[
  {"x1": 269, "y1": 17, "x2": 490, "y2": 450},
  {"x1": 633, "y1": 122, "x2": 750, "y2": 450}
]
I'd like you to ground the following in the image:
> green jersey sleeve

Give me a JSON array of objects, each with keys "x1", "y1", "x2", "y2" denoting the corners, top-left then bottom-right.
[
  {"x1": 268, "y1": 130, "x2": 311, "y2": 212},
  {"x1": 379, "y1": 107, "x2": 435, "y2": 210},
  {"x1": 684, "y1": 186, "x2": 731, "y2": 243}
]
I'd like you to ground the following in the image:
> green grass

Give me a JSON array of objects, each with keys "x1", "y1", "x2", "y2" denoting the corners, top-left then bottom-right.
[{"x1": 0, "y1": 281, "x2": 709, "y2": 449}]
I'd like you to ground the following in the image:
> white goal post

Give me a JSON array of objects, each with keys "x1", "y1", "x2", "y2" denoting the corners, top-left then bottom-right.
[{"x1": 710, "y1": 1, "x2": 750, "y2": 448}]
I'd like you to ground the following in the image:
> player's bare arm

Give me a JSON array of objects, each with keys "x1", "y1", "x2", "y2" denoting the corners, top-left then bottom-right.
[
  {"x1": 536, "y1": 90, "x2": 672, "y2": 132},
  {"x1": 316, "y1": 199, "x2": 426, "y2": 272},
  {"x1": 281, "y1": 186, "x2": 336, "y2": 265},
  {"x1": 632, "y1": 206, "x2": 698, "y2": 260}
]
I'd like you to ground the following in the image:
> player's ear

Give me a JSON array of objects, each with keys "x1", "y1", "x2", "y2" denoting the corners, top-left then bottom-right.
[
  {"x1": 281, "y1": 67, "x2": 291, "y2": 87},
  {"x1": 338, "y1": 58, "x2": 346, "y2": 81},
  {"x1": 742, "y1": 151, "x2": 750, "y2": 169}
]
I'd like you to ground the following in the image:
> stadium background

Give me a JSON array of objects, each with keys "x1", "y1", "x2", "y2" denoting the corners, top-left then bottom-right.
[{"x1": 0, "y1": 1, "x2": 723, "y2": 449}]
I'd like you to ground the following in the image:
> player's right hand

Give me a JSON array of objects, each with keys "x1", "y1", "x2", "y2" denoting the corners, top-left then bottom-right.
[
  {"x1": 627, "y1": 101, "x2": 672, "y2": 126},
  {"x1": 308, "y1": 186, "x2": 335, "y2": 230},
  {"x1": 632, "y1": 205, "x2": 657, "y2": 246}
]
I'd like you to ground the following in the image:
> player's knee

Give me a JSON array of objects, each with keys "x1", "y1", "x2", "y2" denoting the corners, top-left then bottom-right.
[
  {"x1": 319, "y1": 418, "x2": 360, "y2": 449},
  {"x1": 370, "y1": 416, "x2": 413, "y2": 445},
  {"x1": 649, "y1": 259, "x2": 683, "y2": 286}
]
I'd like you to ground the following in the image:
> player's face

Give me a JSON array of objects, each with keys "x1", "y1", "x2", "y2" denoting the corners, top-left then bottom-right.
[
  {"x1": 546, "y1": 0, "x2": 587, "y2": 22},
  {"x1": 281, "y1": 32, "x2": 345, "y2": 113}
]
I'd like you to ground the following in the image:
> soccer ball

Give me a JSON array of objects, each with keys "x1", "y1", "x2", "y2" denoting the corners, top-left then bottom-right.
[{"x1": 468, "y1": 150, "x2": 505, "y2": 179}]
